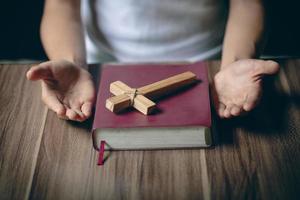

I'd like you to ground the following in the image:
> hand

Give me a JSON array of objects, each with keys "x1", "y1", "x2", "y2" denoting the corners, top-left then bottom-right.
[
  {"x1": 212, "y1": 59, "x2": 279, "y2": 118},
  {"x1": 26, "y1": 60, "x2": 95, "y2": 121}
]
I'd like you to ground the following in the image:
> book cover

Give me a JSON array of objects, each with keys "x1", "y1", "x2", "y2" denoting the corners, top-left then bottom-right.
[{"x1": 92, "y1": 62, "x2": 211, "y2": 131}]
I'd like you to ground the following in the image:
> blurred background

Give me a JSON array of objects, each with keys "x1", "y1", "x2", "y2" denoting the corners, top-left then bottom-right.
[{"x1": 0, "y1": 0, "x2": 299, "y2": 61}]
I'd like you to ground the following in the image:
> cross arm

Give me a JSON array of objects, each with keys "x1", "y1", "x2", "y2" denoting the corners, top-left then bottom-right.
[
  {"x1": 106, "y1": 81, "x2": 156, "y2": 114},
  {"x1": 105, "y1": 71, "x2": 198, "y2": 115}
]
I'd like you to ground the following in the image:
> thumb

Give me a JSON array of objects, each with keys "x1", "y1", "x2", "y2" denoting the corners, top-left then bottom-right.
[
  {"x1": 26, "y1": 62, "x2": 54, "y2": 81},
  {"x1": 254, "y1": 60, "x2": 280, "y2": 76}
]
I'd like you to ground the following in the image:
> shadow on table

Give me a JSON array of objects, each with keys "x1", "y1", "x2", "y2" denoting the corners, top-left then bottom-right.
[
  {"x1": 213, "y1": 68, "x2": 300, "y2": 146},
  {"x1": 65, "y1": 62, "x2": 300, "y2": 147}
]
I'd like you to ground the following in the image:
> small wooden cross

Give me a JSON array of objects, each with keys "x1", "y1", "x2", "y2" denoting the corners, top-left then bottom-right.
[{"x1": 105, "y1": 71, "x2": 197, "y2": 115}]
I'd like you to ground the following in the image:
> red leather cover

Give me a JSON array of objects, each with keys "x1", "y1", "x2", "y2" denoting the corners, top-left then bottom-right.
[{"x1": 92, "y1": 62, "x2": 211, "y2": 129}]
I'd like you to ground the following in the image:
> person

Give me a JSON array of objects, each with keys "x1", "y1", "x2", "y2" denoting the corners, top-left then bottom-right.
[{"x1": 26, "y1": 0, "x2": 279, "y2": 122}]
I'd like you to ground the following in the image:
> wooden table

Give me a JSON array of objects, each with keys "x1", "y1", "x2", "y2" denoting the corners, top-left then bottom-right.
[{"x1": 0, "y1": 60, "x2": 300, "y2": 200}]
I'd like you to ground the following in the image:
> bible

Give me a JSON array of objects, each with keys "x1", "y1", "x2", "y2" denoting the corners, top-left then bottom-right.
[{"x1": 92, "y1": 62, "x2": 212, "y2": 151}]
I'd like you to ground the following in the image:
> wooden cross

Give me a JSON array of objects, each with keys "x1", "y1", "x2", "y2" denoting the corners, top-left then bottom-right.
[{"x1": 105, "y1": 71, "x2": 197, "y2": 115}]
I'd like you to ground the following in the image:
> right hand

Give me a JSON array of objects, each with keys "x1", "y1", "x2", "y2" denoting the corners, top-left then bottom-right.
[{"x1": 26, "y1": 60, "x2": 96, "y2": 122}]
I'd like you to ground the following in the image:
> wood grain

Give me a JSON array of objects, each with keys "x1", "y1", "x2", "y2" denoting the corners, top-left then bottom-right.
[
  {"x1": 108, "y1": 81, "x2": 156, "y2": 115},
  {"x1": 0, "y1": 64, "x2": 47, "y2": 200},
  {"x1": 205, "y1": 60, "x2": 300, "y2": 200},
  {"x1": 28, "y1": 112, "x2": 95, "y2": 200},
  {"x1": 28, "y1": 65, "x2": 208, "y2": 200},
  {"x1": 106, "y1": 71, "x2": 197, "y2": 115},
  {"x1": 0, "y1": 60, "x2": 300, "y2": 200}
]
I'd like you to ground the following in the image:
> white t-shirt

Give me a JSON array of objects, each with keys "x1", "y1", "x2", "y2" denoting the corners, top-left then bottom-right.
[{"x1": 81, "y1": 0, "x2": 227, "y2": 63}]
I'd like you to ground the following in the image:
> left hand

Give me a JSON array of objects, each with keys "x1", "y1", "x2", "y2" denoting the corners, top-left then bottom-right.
[{"x1": 212, "y1": 59, "x2": 280, "y2": 118}]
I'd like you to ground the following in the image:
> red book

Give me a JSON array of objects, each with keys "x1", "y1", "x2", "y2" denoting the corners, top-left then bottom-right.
[{"x1": 92, "y1": 62, "x2": 212, "y2": 151}]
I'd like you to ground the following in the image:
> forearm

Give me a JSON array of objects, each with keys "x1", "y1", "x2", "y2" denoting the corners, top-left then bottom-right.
[
  {"x1": 41, "y1": 0, "x2": 86, "y2": 68},
  {"x1": 221, "y1": 0, "x2": 265, "y2": 68}
]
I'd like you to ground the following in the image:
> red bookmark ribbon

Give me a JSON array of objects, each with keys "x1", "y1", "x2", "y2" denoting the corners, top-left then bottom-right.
[{"x1": 97, "y1": 140, "x2": 106, "y2": 166}]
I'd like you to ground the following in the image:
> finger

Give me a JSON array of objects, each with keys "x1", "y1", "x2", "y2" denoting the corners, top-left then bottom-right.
[
  {"x1": 42, "y1": 93, "x2": 66, "y2": 116},
  {"x1": 66, "y1": 109, "x2": 81, "y2": 121},
  {"x1": 243, "y1": 97, "x2": 259, "y2": 111},
  {"x1": 230, "y1": 105, "x2": 242, "y2": 116},
  {"x1": 223, "y1": 107, "x2": 232, "y2": 118},
  {"x1": 73, "y1": 109, "x2": 85, "y2": 119},
  {"x1": 66, "y1": 108, "x2": 86, "y2": 122},
  {"x1": 243, "y1": 93, "x2": 261, "y2": 112},
  {"x1": 26, "y1": 62, "x2": 54, "y2": 81},
  {"x1": 253, "y1": 60, "x2": 280, "y2": 76},
  {"x1": 69, "y1": 101, "x2": 86, "y2": 119},
  {"x1": 57, "y1": 114, "x2": 68, "y2": 120},
  {"x1": 243, "y1": 102, "x2": 256, "y2": 112},
  {"x1": 81, "y1": 102, "x2": 93, "y2": 118},
  {"x1": 217, "y1": 103, "x2": 226, "y2": 118}
]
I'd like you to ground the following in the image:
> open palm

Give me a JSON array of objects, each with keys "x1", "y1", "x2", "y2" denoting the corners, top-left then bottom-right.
[
  {"x1": 27, "y1": 60, "x2": 95, "y2": 121},
  {"x1": 213, "y1": 59, "x2": 279, "y2": 118}
]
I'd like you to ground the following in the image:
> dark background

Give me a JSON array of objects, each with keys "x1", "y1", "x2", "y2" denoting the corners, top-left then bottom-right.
[{"x1": 0, "y1": 0, "x2": 299, "y2": 60}]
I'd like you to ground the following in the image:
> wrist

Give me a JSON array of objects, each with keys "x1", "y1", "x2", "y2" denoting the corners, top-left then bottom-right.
[
  {"x1": 71, "y1": 57, "x2": 88, "y2": 70},
  {"x1": 60, "y1": 57, "x2": 88, "y2": 70},
  {"x1": 48, "y1": 56, "x2": 87, "y2": 70},
  {"x1": 221, "y1": 43, "x2": 258, "y2": 69},
  {"x1": 221, "y1": 54, "x2": 257, "y2": 70}
]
